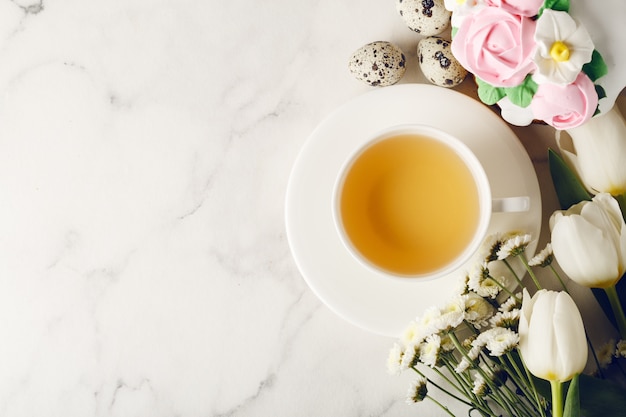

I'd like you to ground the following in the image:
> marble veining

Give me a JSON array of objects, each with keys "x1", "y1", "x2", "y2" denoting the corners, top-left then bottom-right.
[{"x1": 0, "y1": 0, "x2": 620, "y2": 416}]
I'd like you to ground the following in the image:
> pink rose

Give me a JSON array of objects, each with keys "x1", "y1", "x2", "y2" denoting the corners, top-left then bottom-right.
[
  {"x1": 530, "y1": 73, "x2": 599, "y2": 129},
  {"x1": 451, "y1": 7, "x2": 536, "y2": 87},
  {"x1": 484, "y1": 0, "x2": 544, "y2": 17}
]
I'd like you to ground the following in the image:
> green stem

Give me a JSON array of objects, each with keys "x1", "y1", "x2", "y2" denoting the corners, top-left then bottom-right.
[
  {"x1": 520, "y1": 354, "x2": 547, "y2": 417},
  {"x1": 427, "y1": 395, "x2": 456, "y2": 416},
  {"x1": 550, "y1": 380, "x2": 564, "y2": 417},
  {"x1": 411, "y1": 366, "x2": 474, "y2": 408},
  {"x1": 519, "y1": 253, "x2": 542, "y2": 290},
  {"x1": 503, "y1": 259, "x2": 525, "y2": 289},
  {"x1": 549, "y1": 264, "x2": 569, "y2": 292},
  {"x1": 605, "y1": 285, "x2": 626, "y2": 339}
]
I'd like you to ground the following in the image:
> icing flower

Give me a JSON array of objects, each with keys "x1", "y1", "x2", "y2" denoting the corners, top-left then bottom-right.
[
  {"x1": 530, "y1": 72, "x2": 598, "y2": 129},
  {"x1": 484, "y1": 0, "x2": 544, "y2": 17},
  {"x1": 451, "y1": 7, "x2": 536, "y2": 87},
  {"x1": 533, "y1": 9, "x2": 595, "y2": 85},
  {"x1": 444, "y1": 0, "x2": 484, "y2": 27}
]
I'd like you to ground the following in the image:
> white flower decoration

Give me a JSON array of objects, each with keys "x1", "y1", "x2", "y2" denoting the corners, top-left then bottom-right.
[
  {"x1": 445, "y1": 0, "x2": 485, "y2": 28},
  {"x1": 528, "y1": 243, "x2": 554, "y2": 267},
  {"x1": 533, "y1": 9, "x2": 594, "y2": 85}
]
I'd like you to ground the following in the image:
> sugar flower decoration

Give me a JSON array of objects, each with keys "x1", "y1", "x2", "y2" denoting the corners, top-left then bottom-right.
[
  {"x1": 406, "y1": 376, "x2": 428, "y2": 404},
  {"x1": 533, "y1": 10, "x2": 594, "y2": 85}
]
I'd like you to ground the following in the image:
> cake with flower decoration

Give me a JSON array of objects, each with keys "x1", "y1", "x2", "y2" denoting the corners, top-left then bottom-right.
[{"x1": 445, "y1": 0, "x2": 626, "y2": 129}]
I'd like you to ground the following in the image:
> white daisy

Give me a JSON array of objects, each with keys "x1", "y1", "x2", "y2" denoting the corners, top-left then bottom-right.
[
  {"x1": 528, "y1": 243, "x2": 554, "y2": 267},
  {"x1": 477, "y1": 233, "x2": 505, "y2": 263},
  {"x1": 533, "y1": 9, "x2": 595, "y2": 85},
  {"x1": 497, "y1": 234, "x2": 532, "y2": 260},
  {"x1": 406, "y1": 376, "x2": 428, "y2": 404},
  {"x1": 401, "y1": 342, "x2": 420, "y2": 370}
]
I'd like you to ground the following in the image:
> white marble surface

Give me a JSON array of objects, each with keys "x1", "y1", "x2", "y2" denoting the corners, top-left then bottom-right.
[{"x1": 0, "y1": 0, "x2": 622, "y2": 416}]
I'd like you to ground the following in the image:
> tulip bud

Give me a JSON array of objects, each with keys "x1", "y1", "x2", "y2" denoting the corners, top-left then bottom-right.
[
  {"x1": 550, "y1": 193, "x2": 626, "y2": 288},
  {"x1": 557, "y1": 105, "x2": 626, "y2": 196},
  {"x1": 519, "y1": 289, "x2": 587, "y2": 383}
]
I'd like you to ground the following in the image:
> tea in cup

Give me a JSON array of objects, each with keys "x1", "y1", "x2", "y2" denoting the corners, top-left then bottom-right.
[{"x1": 332, "y1": 124, "x2": 528, "y2": 280}]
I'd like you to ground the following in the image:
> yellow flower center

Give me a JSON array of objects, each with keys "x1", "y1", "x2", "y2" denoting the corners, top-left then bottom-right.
[
  {"x1": 456, "y1": 0, "x2": 466, "y2": 4},
  {"x1": 550, "y1": 41, "x2": 571, "y2": 62}
]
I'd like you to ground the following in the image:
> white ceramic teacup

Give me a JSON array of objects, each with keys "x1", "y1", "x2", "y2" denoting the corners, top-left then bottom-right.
[{"x1": 332, "y1": 124, "x2": 529, "y2": 281}]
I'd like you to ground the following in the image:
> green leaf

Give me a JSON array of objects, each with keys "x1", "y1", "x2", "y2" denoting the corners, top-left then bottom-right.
[
  {"x1": 595, "y1": 84, "x2": 607, "y2": 100},
  {"x1": 538, "y1": 0, "x2": 570, "y2": 16},
  {"x1": 579, "y1": 374, "x2": 626, "y2": 415},
  {"x1": 582, "y1": 50, "x2": 609, "y2": 82},
  {"x1": 504, "y1": 76, "x2": 538, "y2": 108},
  {"x1": 564, "y1": 374, "x2": 580, "y2": 417},
  {"x1": 476, "y1": 78, "x2": 505, "y2": 105},
  {"x1": 451, "y1": 27, "x2": 458, "y2": 39},
  {"x1": 548, "y1": 148, "x2": 591, "y2": 209}
]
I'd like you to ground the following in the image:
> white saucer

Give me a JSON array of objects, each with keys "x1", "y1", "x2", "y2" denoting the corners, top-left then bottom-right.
[{"x1": 285, "y1": 84, "x2": 542, "y2": 337}]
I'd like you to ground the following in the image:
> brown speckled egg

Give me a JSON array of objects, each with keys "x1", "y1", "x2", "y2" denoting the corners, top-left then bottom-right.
[
  {"x1": 418, "y1": 36, "x2": 467, "y2": 88},
  {"x1": 397, "y1": 0, "x2": 450, "y2": 36},
  {"x1": 348, "y1": 41, "x2": 406, "y2": 87}
]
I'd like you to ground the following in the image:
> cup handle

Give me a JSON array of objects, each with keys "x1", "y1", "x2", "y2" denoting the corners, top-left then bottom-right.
[{"x1": 492, "y1": 197, "x2": 530, "y2": 213}]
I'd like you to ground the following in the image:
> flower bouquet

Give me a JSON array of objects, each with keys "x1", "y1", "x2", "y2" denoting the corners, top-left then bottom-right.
[{"x1": 387, "y1": 97, "x2": 626, "y2": 417}]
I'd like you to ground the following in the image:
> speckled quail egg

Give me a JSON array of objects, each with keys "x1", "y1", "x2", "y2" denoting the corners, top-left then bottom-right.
[
  {"x1": 348, "y1": 41, "x2": 406, "y2": 87},
  {"x1": 418, "y1": 36, "x2": 467, "y2": 88},
  {"x1": 397, "y1": 0, "x2": 451, "y2": 36}
]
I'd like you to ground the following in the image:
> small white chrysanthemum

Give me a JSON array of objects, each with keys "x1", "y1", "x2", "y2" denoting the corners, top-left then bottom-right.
[
  {"x1": 615, "y1": 340, "x2": 626, "y2": 358},
  {"x1": 499, "y1": 293, "x2": 522, "y2": 313},
  {"x1": 401, "y1": 342, "x2": 420, "y2": 370},
  {"x1": 437, "y1": 297, "x2": 466, "y2": 331},
  {"x1": 454, "y1": 273, "x2": 471, "y2": 296},
  {"x1": 597, "y1": 339, "x2": 616, "y2": 369},
  {"x1": 387, "y1": 343, "x2": 405, "y2": 375},
  {"x1": 477, "y1": 233, "x2": 505, "y2": 263},
  {"x1": 490, "y1": 309, "x2": 521, "y2": 331},
  {"x1": 528, "y1": 243, "x2": 554, "y2": 267},
  {"x1": 468, "y1": 262, "x2": 506, "y2": 299},
  {"x1": 472, "y1": 374, "x2": 488, "y2": 397},
  {"x1": 401, "y1": 320, "x2": 425, "y2": 348},
  {"x1": 497, "y1": 234, "x2": 532, "y2": 260},
  {"x1": 480, "y1": 327, "x2": 519, "y2": 357},
  {"x1": 533, "y1": 9, "x2": 595, "y2": 85},
  {"x1": 455, "y1": 357, "x2": 473, "y2": 374},
  {"x1": 406, "y1": 376, "x2": 428, "y2": 404},
  {"x1": 417, "y1": 306, "x2": 443, "y2": 338},
  {"x1": 419, "y1": 334, "x2": 442, "y2": 368},
  {"x1": 463, "y1": 292, "x2": 496, "y2": 328},
  {"x1": 616, "y1": 340, "x2": 626, "y2": 359},
  {"x1": 440, "y1": 333, "x2": 456, "y2": 352}
]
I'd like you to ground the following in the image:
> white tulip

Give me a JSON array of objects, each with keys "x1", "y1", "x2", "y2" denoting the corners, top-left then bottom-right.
[
  {"x1": 550, "y1": 193, "x2": 626, "y2": 288},
  {"x1": 519, "y1": 289, "x2": 587, "y2": 383},
  {"x1": 557, "y1": 105, "x2": 626, "y2": 196}
]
